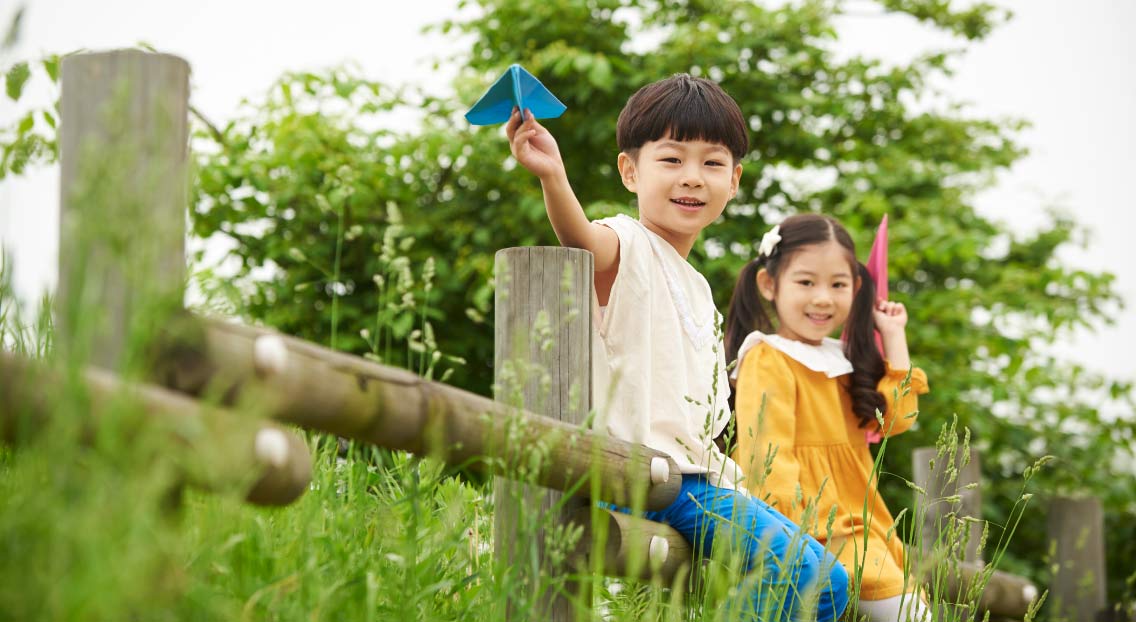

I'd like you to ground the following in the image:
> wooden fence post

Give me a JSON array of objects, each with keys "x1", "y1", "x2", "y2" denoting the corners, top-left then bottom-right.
[
  {"x1": 49, "y1": 51, "x2": 311, "y2": 506},
  {"x1": 912, "y1": 447, "x2": 983, "y2": 563},
  {"x1": 494, "y1": 247, "x2": 592, "y2": 622},
  {"x1": 1047, "y1": 496, "x2": 1107, "y2": 622},
  {"x1": 58, "y1": 50, "x2": 189, "y2": 369}
]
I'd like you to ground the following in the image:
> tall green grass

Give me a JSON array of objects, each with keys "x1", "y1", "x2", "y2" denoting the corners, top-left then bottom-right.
[{"x1": 1, "y1": 235, "x2": 1052, "y2": 622}]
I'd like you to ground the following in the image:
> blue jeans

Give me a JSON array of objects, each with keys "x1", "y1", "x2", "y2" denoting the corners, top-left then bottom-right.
[{"x1": 610, "y1": 475, "x2": 849, "y2": 622}]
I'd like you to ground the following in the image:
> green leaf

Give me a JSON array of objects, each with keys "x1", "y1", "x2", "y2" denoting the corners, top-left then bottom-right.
[
  {"x1": 587, "y1": 55, "x2": 613, "y2": 91},
  {"x1": 17, "y1": 111, "x2": 33, "y2": 134},
  {"x1": 42, "y1": 55, "x2": 59, "y2": 83},
  {"x1": 5, "y1": 61, "x2": 30, "y2": 101}
]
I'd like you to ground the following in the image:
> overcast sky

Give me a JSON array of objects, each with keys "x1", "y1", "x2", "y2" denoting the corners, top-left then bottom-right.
[{"x1": 1, "y1": 0, "x2": 1133, "y2": 394}]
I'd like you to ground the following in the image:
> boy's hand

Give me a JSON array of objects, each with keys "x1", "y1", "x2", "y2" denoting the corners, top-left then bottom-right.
[
  {"x1": 506, "y1": 108, "x2": 565, "y2": 180},
  {"x1": 872, "y1": 299, "x2": 908, "y2": 338}
]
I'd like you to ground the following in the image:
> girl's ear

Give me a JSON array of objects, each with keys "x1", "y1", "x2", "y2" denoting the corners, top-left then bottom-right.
[
  {"x1": 617, "y1": 152, "x2": 637, "y2": 192},
  {"x1": 756, "y1": 268, "x2": 776, "y2": 302},
  {"x1": 853, "y1": 273, "x2": 862, "y2": 297}
]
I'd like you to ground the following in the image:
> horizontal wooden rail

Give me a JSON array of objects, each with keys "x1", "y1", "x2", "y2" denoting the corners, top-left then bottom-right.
[
  {"x1": 930, "y1": 561, "x2": 1039, "y2": 619},
  {"x1": 569, "y1": 508, "x2": 1038, "y2": 612},
  {"x1": 570, "y1": 507, "x2": 693, "y2": 585},
  {"x1": 153, "y1": 315, "x2": 683, "y2": 511},
  {"x1": 0, "y1": 351, "x2": 311, "y2": 506}
]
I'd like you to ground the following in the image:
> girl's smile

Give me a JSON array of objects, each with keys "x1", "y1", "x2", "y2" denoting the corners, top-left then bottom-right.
[
  {"x1": 757, "y1": 240, "x2": 857, "y2": 345},
  {"x1": 806, "y1": 312, "x2": 834, "y2": 325}
]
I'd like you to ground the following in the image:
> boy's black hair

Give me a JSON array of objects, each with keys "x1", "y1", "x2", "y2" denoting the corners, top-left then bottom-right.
[
  {"x1": 616, "y1": 73, "x2": 749, "y2": 163},
  {"x1": 723, "y1": 213, "x2": 887, "y2": 430}
]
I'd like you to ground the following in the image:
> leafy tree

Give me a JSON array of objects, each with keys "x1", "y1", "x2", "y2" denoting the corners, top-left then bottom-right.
[{"x1": 3, "y1": 0, "x2": 1133, "y2": 606}]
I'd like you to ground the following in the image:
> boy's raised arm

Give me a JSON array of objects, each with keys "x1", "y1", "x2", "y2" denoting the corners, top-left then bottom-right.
[{"x1": 506, "y1": 109, "x2": 620, "y2": 272}]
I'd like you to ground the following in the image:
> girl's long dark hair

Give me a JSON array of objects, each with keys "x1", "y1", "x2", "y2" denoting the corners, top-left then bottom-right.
[
  {"x1": 845, "y1": 263, "x2": 887, "y2": 428},
  {"x1": 723, "y1": 214, "x2": 886, "y2": 432}
]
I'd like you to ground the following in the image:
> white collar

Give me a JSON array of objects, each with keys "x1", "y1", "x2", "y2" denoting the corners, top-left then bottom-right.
[{"x1": 731, "y1": 331, "x2": 853, "y2": 379}]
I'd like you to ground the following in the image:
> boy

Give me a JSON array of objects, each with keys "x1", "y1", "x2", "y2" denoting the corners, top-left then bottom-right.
[{"x1": 506, "y1": 74, "x2": 849, "y2": 622}]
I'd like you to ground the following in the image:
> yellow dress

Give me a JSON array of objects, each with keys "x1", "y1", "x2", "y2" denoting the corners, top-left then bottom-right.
[{"x1": 731, "y1": 336, "x2": 929, "y2": 600}]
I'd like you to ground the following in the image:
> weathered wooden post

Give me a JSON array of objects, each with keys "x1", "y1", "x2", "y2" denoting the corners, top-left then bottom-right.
[
  {"x1": 58, "y1": 50, "x2": 189, "y2": 369},
  {"x1": 913, "y1": 446, "x2": 984, "y2": 563},
  {"x1": 52, "y1": 50, "x2": 309, "y2": 505},
  {"x1": 913, "y1": 446, "x2": 1042, "y2": 618},
  {"x1": 494, "y1": 247, "x2": 592, "y2": 622},
  {"x1": 1047, "y1": 496, "x2": 1107, "y2": 622}
]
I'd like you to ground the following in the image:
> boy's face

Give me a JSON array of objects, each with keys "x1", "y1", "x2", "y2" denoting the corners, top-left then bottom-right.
[{"x1": 617, "y1": 136, "x2": 742, "y2": 251}]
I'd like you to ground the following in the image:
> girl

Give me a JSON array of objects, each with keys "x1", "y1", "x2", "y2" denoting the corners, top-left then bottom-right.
[{"x1": 724, "y1": 214, "x2": 931, "y2": 622}]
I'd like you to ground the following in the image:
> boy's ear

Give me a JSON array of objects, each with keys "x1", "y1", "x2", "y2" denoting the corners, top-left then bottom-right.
[
  {"x1": 617, "y1": 152, "x2": 637, "y2": 192},
  {"x1": 756, "y1": 268, "x2": 775, "y2": 302},
  {"x1": 730, "y1": 162, "x2": 742, "y2": 199}
]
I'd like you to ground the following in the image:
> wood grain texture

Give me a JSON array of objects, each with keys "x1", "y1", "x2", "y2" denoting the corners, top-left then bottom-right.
[{"x1": 58, "y1": 50, "x2": 190, "y2": 370}]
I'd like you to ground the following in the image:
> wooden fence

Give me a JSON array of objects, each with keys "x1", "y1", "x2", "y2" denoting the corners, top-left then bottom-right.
[{"x1": 0, "y1": 49, "x2": 1116, "y2": 622}]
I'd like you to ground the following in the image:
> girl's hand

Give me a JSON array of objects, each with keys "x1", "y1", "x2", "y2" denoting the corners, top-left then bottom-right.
[
  {"x1": 872, "y1": 299, "x2": 908, "y2": 338},
  {"x1": 505, "y1": 108, "x2": 565, "y2": 180}
]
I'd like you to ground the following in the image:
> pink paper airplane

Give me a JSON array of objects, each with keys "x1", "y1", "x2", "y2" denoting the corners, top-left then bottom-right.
[
  {"x1": 856, "y1": 215, "x2": 888, "y2": 444},
  {"x1": 866, "y1": 214, "x2": 888, "y2": 356}
]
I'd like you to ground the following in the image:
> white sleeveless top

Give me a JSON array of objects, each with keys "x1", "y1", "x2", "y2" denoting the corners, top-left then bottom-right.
[{"x1": 591, "y1": 214, "x2": 743, "y2": 491}]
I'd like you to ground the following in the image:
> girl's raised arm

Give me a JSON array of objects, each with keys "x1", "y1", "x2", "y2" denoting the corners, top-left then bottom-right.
[
  {"x1": 871, "y1": 299, "x2": 926, "y2": 437},
  {"x1": 873, "y1": 299, "x2": 910, "y2": 370}
]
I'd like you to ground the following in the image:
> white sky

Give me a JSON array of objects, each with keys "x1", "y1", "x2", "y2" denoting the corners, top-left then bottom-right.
[{"x1": 1, "y1": 0, "x2": 1134, "y2": 391}]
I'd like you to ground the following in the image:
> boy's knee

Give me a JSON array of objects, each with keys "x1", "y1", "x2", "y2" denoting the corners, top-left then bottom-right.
[
  {"x1": 833, "y1": 562, "x2": 851, "y2": 600},
  {"x1": 815, "y1": 561, "x2": 850, "y2": 622},
  {"x1": 788, "y1": 552, "x2": 849, "y2": 622}
]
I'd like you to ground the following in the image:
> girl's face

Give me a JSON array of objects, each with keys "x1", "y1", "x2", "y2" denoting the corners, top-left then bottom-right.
[{"x1": 757, "y1": 240, "x2": 857, "y2": 345}]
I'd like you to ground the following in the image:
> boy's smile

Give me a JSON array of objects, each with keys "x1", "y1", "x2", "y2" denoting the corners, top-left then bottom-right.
[
  {"x1": 617, "y1": 136, "x2": 742, "y2": 257},
  {"x1": 672, "y1": 196, "x2": 706, "y2": 210}
]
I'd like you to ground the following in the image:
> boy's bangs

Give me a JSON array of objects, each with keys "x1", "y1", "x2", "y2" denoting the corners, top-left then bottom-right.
[
  {"x1": 617, "y1": 73, "x2": 749, "y2": 160},
  {"x1": 659, "y1": 102, "x2": 740, "y2": 153}
]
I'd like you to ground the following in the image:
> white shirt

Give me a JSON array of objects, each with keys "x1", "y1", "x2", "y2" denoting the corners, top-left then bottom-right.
[{"x1": 591, "y1": 214, "x2": 743, "y2": 491}]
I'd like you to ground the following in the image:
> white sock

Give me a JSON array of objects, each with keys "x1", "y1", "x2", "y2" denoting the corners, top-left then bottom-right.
[{"x1": 857, "y1": 594, "x2": 933, "y2": 622}]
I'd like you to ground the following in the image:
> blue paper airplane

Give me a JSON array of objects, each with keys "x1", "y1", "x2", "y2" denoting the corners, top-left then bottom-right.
[{"x1": 464, "y1": 63, "x2": 567, "y2": 126}]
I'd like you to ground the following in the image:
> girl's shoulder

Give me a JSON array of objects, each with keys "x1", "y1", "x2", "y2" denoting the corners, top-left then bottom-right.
[{"x1": 732, "y1": 331, "x2": 852, "y2": 380}]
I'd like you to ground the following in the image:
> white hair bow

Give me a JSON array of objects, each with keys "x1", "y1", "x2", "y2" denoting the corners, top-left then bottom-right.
[{"x1": 758, "y1": 225, "x2": 782, "y2": 257}]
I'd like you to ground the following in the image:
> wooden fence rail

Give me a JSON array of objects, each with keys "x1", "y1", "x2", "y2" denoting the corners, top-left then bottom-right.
[
  {"x1": 149, "y1": 313, "x2": 683, "y2": 512},
  {"x1": 913, "y1": 446, "x2": 1114, "y2": 622},
  {"x1": 0, "y1": 350, "x2": 311, "y2": 506},
  {"x1": 913, "y1": 446, "x2": 1039, "y2": 618}
]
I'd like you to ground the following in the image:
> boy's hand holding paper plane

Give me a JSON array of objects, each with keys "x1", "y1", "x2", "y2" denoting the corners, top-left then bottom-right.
[{"x1": 505, "y1": 106, "x2": 564, "y2": 180}]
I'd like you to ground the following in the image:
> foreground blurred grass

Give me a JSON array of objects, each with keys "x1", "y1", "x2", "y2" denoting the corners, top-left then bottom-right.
[
  {"x1": 1, "y1": 251, "x2": 1044, "y2": 622},
  {"x1": 180, "y1": 443, "x2": 491, "y2": 621}
]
